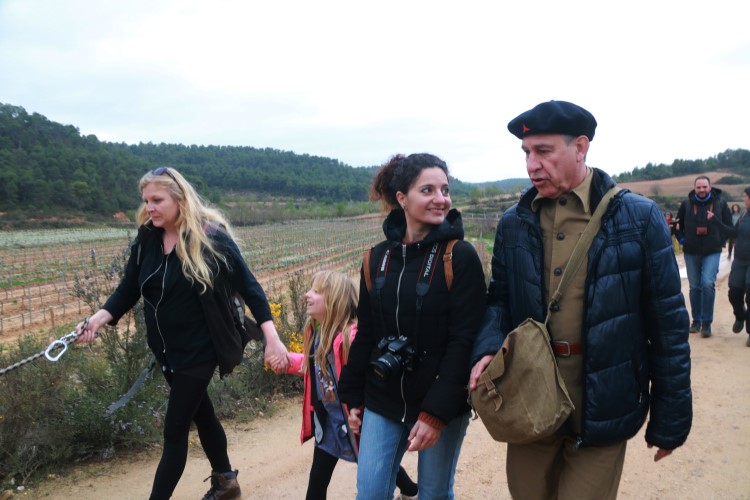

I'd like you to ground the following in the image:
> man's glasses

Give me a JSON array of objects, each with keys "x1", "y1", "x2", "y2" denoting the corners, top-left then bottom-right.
[{"x1": 151, "y1": 166, "x2": 177, "y2": 182}]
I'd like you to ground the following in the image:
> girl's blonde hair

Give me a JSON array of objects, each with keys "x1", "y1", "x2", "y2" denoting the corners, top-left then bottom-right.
[
  {"x1": 135, "y1": 167, "x2": 233, "y2": 293},
  {"x1": 302, "y1": 270, "x2": 358, "y2": 378}
]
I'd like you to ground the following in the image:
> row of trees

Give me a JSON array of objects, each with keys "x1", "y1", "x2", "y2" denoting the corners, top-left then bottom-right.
[
  {"x1": 613, "y1": 149, "x2": 750, "y2": 182},
  {"x1": 3, "y1": 101, "x2": 747, "y2": 221},
  {"x1": 0, "y1": 103, "x2": 381, "y2": 218},
  {"x1": 0, "y1": 105, "x2": 149, "y2": 214}
]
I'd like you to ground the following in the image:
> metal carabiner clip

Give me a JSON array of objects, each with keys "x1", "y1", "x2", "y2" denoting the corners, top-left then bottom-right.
[
  {"x1": 45, "y1": 319, "x2": 88, "y2": 362},
  {"x1": 44, "y1": 338, "x2": 70, "y2": 361}
]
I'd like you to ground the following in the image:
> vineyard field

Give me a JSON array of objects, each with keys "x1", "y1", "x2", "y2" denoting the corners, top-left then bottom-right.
[{"x1": 0, "y1": 213, "x2": 495, "y2": 344}]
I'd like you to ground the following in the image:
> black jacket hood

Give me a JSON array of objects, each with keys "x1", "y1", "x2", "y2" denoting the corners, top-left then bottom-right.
[{"x1": 382, "y1": 208, "x2": 465, "y2": 245}]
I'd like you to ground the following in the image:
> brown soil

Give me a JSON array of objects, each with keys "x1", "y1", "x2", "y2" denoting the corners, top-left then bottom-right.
[{"x1": 14, "y1": 252, "x2": 750, "y2": 500}]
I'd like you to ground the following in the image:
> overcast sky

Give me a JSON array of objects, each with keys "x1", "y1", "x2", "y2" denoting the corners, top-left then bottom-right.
[{"x1": 1, "y1": 0, "x2": 748, "y2": 183}]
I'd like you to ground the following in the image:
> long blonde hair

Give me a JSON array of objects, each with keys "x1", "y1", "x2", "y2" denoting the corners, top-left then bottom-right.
[
  {"x1": 135, "y1": 167, "x2": 233, "y2": 293},
  {"x1": 302, "y1": 270, "x2": 358, "y2": 378}
]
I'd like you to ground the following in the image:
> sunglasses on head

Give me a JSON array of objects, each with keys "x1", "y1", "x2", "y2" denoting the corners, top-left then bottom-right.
[{"x1": 151, "y1": 166, "x2": 177, "y2": 182}]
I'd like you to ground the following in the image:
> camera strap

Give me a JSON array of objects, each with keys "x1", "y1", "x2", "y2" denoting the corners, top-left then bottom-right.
[
  {"x1": 413, "y1": 242, "x2": 445, "y2": 357},
  {"x1": 693, "y1": 201, "x2": 713, "y2": 215},
  {"x1": 370, "y1": 241, "x2": 450, "y2": 358},
  {"x1": 374, "y1": 247, "x2": 392, "y2": 340}
]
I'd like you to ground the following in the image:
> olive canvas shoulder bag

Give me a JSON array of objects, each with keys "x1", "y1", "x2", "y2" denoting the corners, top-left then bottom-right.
[{"x1": 470, "y1": 187, "x2": 620, "y2": 444}]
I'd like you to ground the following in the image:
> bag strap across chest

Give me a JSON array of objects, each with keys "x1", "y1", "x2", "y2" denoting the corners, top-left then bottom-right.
[{"x1": 362, "y1": 239, "x2": 459, "y2": 294}]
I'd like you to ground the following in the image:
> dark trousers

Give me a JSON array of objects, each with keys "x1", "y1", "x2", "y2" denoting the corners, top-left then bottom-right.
[
  {"x1": 306, "y1": 446, "x2": 340, "y2": 500},
  {"x1": 728, "y1": 259, "x2": 750, "y2": 333},
  {"x1": 728, "y1": 287, "x2": 750, "y2": 332},
  {"x1": 149, "y1": 364, "x2": 230, "y2": 500}
]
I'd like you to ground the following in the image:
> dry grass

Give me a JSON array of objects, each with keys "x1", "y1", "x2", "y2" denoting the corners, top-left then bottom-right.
[{"x1": 618, "y1": 170, "x2": 746, "y2": 201}]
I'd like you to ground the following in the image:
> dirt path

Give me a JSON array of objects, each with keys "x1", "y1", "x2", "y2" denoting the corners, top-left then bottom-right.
[{"x1": 24, "y1": 253, "x2": 750, "y2": 499}]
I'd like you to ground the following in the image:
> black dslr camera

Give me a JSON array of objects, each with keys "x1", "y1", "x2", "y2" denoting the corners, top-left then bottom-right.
[{"x1": 370, "y1": 336, "x2": 416, "y2": 381}]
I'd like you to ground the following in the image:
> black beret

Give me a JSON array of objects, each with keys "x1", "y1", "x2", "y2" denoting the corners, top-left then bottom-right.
[{"x1": 508, "y1": 100, "x2": 597, "y2": 141}]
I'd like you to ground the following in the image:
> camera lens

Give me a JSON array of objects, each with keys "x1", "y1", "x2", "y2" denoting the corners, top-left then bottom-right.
[{"x1": 370, "y1": 352, "x2": 403, "y2": 381}]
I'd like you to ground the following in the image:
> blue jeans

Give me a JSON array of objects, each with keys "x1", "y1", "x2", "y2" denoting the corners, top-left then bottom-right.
[
  {"x1": 684, "y1": 252, "x2": 721, "y2": 323},
  {"x1": 356, "y1": 408, "x2": 470, "y2": 500}
]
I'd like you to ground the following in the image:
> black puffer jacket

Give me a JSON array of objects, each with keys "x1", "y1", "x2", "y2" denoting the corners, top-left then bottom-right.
[
  {"x1": 676, "y1": 188, "x2": 732, "y2": 255},
  {"x1": 471, "y1": 169, "x2": 692, "y2": 449},
  {"x1": 338, "y1": 209, "x2": 486, "y2": 425}
]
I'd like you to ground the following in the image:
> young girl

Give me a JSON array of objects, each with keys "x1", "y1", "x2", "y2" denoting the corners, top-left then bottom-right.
[{"x1": 282, "y1": 270, "x2": 417, "y2": 499}]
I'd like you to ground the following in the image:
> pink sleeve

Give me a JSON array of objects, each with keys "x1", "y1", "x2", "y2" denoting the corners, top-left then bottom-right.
[{"x1": 285, "y1": 352, "x2": 305, "y2": 376}]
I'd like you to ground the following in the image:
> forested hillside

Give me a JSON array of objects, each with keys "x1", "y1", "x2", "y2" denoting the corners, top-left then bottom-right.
[
  {"x1": 613, "y1": 149, "x2": 750, "y2": 183},
  {"x1": 3, "y1": 101, "x2": 746, "y2": 225},
  {"x1": 0, "y1": 103, "x2": 489, "y2": 224},
  {"x1": 0, "y1": 104, "x2": 150, "y2": 215},
  {"x1": 0, "y1": 103, "x2": 379, "y2": 215},
  {"x1": 118, "y1": 142, "x2": 373, "y2": 202}
]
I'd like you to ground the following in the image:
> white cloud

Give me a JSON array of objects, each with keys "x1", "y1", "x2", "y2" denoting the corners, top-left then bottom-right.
[{"x1": 1, "y1": 0, "x2": 748, "y2": 183}]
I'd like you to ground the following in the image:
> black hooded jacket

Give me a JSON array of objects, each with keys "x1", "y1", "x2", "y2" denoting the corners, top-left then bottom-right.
[
  {"x1": 102, "y1": 223, "x2": 272, "y2": 377},
  {"x1": 337, "y1": 209, "x2": 486, "y2": 425},
  {"x1": 676, "y1": 187, "x2": 732, "y2": 255}
]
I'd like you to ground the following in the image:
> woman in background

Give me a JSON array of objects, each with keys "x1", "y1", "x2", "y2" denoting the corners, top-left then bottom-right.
[
  {"x1": 712, "y1": 189, "x2": 750, "y2": 345},
  {"x1": 728, "y1": 203, "x2": 742, "y2": 259}
]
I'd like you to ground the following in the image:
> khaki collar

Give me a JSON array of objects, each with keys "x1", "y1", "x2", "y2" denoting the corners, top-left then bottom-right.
[{"x1": 531, "y1": 167, "x2": 594, "y2": 213}]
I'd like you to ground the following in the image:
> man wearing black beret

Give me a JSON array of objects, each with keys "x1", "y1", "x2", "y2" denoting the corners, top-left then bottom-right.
[{"x1": 469, "y1": 100, "x2": 692, "y2": 499}]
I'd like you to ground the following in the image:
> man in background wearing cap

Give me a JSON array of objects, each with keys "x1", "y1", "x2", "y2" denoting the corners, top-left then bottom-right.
[
  {"x1": 469, "y1": 100, "x2": 692, "y2": 499},
  {"x1": 675, "y1": 176, "x2": 732, "y2": 337}
]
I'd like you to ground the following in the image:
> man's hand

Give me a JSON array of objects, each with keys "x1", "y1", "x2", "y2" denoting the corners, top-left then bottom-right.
[
  {"x1": 647, "y1": 443, "x2": 673, "y2": 462},
  {"x1": 469, "y1": 355, "x2": 494, "y2": 391}
]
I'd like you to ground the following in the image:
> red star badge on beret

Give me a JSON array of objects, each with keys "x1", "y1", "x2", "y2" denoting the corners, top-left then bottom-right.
[{"x1": 522, "y1": 124, "x2": 530, "y2": 134}]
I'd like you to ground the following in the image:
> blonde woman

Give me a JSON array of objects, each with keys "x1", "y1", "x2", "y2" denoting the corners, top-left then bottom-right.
[
  {"x1": 281, "y1": 270, "x2": 417, "y2": 499},
  {"x1": 76, "y1": 166, "x2": 288, "y2": 500}
]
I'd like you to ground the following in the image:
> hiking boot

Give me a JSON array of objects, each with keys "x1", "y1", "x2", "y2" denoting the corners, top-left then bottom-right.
[
  {"x1": 700, "y1": 322, "x2": 712, "y2": 338},
  {"x1": 202, "y1": 470, "x2": 241, "y2": 500},
  {"x1": 689, "y1": 321, "x2": 701, "y2": 334},
  {"x1": 733, "y1": 319, "x2": 745, "y2": 334}
]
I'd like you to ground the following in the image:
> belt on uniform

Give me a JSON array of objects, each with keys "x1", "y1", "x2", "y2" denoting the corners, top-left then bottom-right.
[{"x1": 551, "y1": 341, "x2": 583, "y2": 357}]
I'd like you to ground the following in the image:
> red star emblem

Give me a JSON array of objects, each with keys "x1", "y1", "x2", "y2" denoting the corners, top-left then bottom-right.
[{"x1": 522, "y1": 124, "x2": 530, "y2": 134}]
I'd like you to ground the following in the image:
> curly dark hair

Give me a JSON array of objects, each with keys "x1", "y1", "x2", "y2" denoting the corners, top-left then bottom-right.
[{"x1": 370, "y1": 153, "x2": 449, "y2": 211}]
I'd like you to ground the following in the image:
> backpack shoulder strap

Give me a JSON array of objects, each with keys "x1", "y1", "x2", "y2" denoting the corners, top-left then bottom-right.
[
  {"x1": 363, "y1": 248, "x2": 373, "y2": 293},
  {"x1": 443, "y1": 239, "x2": 459, "y2": 291}
]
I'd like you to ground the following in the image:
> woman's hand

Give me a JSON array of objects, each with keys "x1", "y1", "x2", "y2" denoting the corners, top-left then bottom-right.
[
  {"x1": 348, "y1": 408, "x2": 362, "y2": 436},
  {"x1": 75, "y1": 309, "x2": 113, "y2": 343},
  {"x1": 407, "y1": 420, "x2": 440, "y2": 452},
  {"x1": 468, "y1": 354, "x2": 494, "y2": 391},
  {"x1": 260, "y1": 321, "x2": 289, "y2": 373}
]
